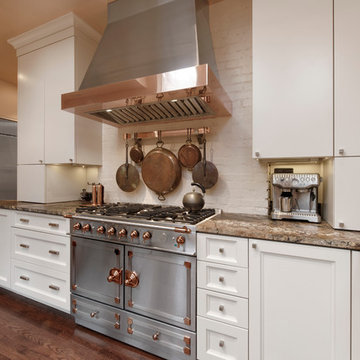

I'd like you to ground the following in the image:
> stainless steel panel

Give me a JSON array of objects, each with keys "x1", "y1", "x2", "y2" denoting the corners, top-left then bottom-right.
[
  {"x1": 124, "y1": 311, "x2": 196, "y2": 360},
  {"x1": 124, "y1": 246, "x2": 196, "y2": 331},
  {"x1": 72, "y1": 294, "x2": 122, "y2": 338},
  {"x1": 72, "y1": 295, "x2": 196, "y2": 360},
  {"x1": 71, "y1": 237, "x2": 124, "y2": 307}
]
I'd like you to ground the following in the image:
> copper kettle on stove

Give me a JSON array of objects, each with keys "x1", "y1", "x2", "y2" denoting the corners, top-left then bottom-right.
[{"x1": 183, "y1": 182, "x2": 206, "y2": 212}]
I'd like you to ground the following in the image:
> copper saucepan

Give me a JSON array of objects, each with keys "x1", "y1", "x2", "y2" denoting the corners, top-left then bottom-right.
[
  {"x1": 141, "y1": 131, "x2": 181, "y2": 200},
  {"x1": 178, "y1": 128, "x2": 201, "y2": 170}
]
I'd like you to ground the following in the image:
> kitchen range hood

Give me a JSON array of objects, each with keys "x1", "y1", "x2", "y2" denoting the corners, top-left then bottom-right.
[{"x1": 61, "y1": 0, "x2": 231, "y2": 127}]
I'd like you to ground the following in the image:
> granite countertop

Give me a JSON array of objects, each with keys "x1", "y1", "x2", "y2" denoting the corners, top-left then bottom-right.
[
  {"x1": 197, "y1": 212, "x2": 360, "y2": 251},
  {"x1": 0, "y1": 200, "x2": 85, "y2": 217}
]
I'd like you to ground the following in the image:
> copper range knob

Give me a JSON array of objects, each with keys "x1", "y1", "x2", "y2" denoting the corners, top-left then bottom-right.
[
  {"x1": 82, "y1": 224, "x2": 91, "y2": 232},
  {"x1": 107, "y1": 227, "x2": 116, "y2": 236},
  {"x1": 73, "y1": 222, "x2": 81, "y2": 230},
  {"x1": 97, "y1": 225, "x2": 105, "y2": 234},
  {"x1": 130, "y1": 230, "x2": 139, "y2": 240},
  {"x1": 119, "y1": 228, "x2": 127, "y2": 238},
  {"x1": 176, "y1": 235, "x2": 185, "y2": 248},
  {"x1": 142, "y1": 231, "x2": 152, "y2": 242}
]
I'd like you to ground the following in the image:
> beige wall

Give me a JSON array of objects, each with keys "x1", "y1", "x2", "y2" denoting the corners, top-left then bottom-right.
[
  {"x1": 0, "y1": 80, "x2": 17, "y2": 121},
  {"x1": 99, "y1": 0, "x2": 269, "y2": 214}
]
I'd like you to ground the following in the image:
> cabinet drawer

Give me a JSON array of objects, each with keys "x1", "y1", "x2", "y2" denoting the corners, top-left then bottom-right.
[
  {"x1": 198, "y1": 261, "x2": 248, "y2": 298},
  {"x1": 197, "y1": 289, "x2": 248, "y2": 329},
  {"x1": 14, "y1": 212, "x2": 69, "y2": 235},
  {"x1": 11, "y1": 260, "x2": 70, "y2": 312},
  {"x1": 197, "y1": 234, "x2": 248, "y2": 267},
  {"x1": 197, "y1": 316, "x2": 248, "y2": 360},
  {"x1": 12, "y1": 228, "x2": 69, "y2": 272}
]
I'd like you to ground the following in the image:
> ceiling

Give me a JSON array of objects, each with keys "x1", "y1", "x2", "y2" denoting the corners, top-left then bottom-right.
[{"x1": 0, "y1": 0, "x2": 108, "y2": 86}]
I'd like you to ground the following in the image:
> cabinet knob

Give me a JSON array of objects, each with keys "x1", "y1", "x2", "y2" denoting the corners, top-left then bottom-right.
[
  {"x1": 219, "y1": 248, "x2": 224, "y2": 254},
  {"x1": 338, "y1": 148, "x2": 344, "y2": 155},
  {"x1": 339, "y1": 221, "x2": 344, "y2": 228},
  {"x1": 252, "y1": 243, "x2": 257, "y2": 249},
  {"x1": 255, "y1": 151, "x2": 260, "y2": 158},
  {"x1": 90, "y1": 311, "x2": 99, "y2": 318},
  {"x1": 219, "y1": 305, "x2": 224, "y2": 312},
  {"x1": 219, "y1": 340, "x2": 225, "y2": 348},
  {"x1": 219, "y1": 276, "x2": 224, "y2": 283}
]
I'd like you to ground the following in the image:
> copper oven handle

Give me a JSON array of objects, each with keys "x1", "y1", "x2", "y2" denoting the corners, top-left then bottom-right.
[{"x1": 125, "y1": 270, "x2": 139, "y2": 288}]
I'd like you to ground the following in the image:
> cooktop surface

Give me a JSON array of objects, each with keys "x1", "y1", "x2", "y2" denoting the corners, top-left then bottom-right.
[{"x1": 75, "y1": 203, "x2": 216, "y2": 225}]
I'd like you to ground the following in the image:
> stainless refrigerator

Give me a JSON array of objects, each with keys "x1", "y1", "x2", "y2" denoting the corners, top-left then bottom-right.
[{"x1": 0, "y1": 119, "x2": 17, "y2": 200}]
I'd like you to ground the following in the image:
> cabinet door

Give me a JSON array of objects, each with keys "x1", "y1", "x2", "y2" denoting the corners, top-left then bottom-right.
[
  {"x1": 0, "y1": 210, "x2": 13, "y2": 288},
  {"x1": 333, "y1": 157, "x2": 360, "y2": 230},
  {"x1": 18, "y1": 48, "x2": 46, "y2": 164},
  {"x1": 44, "y1": 38, "x2": 75, "y2": 164},
  {"x1": 249, "y1": 239, "x2": 350, "y2": 360},
  {"x1": 334, "y1": 0, "x2": 360, "y2": 156},
  {"x1": 253, "y1": 0, "x2": 333, "y2": 159}
]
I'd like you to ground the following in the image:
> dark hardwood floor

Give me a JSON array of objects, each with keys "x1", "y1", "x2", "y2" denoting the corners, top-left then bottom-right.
[{"x1": 0, "y1": 288, "x2": 161, "y2": 360}]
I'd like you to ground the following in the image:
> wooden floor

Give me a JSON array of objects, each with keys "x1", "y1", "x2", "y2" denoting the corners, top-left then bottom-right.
[{"x1": 0, "y1": 288, "x2": 161, "y2": 360}]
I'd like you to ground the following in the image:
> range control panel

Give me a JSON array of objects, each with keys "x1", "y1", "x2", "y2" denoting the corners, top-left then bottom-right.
[{"x1": 272, "y1": 173, "x2": 320, "y2": 189}]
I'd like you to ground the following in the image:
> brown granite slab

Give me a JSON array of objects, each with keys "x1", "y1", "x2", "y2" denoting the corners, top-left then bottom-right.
[
  {"x1": 197, "y1": 213, "x2": 360, "y2": 251},
  {"x1": 0, "y1": 200, "x2": 86, "y2": 217}
]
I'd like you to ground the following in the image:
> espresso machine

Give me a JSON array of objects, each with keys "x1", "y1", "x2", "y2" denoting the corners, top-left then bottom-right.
[{"x1": 271, "y1": 173, "x2": 321, "y2": 223}]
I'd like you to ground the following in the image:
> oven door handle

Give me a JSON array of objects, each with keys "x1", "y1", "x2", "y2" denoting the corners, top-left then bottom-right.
[
  {"x1": 125, "y1": 270, "x2": 139, "y2": 288},
  {"x1": 107, "y1": 268, "x2": 123, "y2": 285}
]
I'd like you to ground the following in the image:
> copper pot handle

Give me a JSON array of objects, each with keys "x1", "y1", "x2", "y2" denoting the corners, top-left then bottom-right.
[{"x1": 125, "y1": 270, "x2": 139, "y2": 288}]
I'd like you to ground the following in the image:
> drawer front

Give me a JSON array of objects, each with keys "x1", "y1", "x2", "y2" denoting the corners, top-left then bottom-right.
[
  {"x1": 72, "y1": 295, "x2": 196, "y2": 360},
  {"x1": 197, "y1": 234, "x2": 248, "y2": 268},
  {"x1": 198, "y1": 261, "x2": 248, "y2": 298},
  {"x1": 12, "y1": 228, "x2": 69, "y2": 272},
  {"x1": 197, "y1": 289, "x2": 248, "y2": 329},
  {"x1": 197, "y1": 317, "x2": 248, "y2": 360},
  {"x1": 14, "y1": 212, "x2": 69, "y2": 235},
  {"x1": 11, "y1": 260, "x2": 70, "y2": 312}
]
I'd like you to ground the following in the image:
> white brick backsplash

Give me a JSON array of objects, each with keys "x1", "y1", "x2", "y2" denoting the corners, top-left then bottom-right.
[{"x1": 98, "y1": 0, "x2": 268, "y2": 214}]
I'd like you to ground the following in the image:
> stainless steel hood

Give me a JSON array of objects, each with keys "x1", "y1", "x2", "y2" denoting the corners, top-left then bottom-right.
[{"x1": 61, "y1": 0, "x2": 231, "y2": 127}]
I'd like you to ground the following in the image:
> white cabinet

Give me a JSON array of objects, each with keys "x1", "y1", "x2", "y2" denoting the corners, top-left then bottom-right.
[
  {"x1": 249, "y1": 239, "x2": 351, "y2": 360},
  {"x1": 10, "y1": 211, "x2": 70, "y2": 312},
  {"x1": 197, "y1": 233, "x2": 249, "y2": 360},
  {"x1": 252, "y1": 0, "x2": 333, "y2": 159},
  {"x1": 334, "y1": 0, "x2": 360, "y2": 157},
  {"x1": 0, "y1": 210, "x2": 14, "y2": 288},
  {"x1": 9, "y1": 13, "x2": 102, "y2": 166},
  {"x1": 323, "y1": 157, "x2": 360, "y2": 230},
  {"x1": 352, "y1": 251, "x2": 360, "y2": 360}
]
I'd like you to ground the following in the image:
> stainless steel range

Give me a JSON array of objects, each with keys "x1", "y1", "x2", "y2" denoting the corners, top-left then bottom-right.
[{"x1": 70, "y1": 203, "x2": 216, "y2": 360}]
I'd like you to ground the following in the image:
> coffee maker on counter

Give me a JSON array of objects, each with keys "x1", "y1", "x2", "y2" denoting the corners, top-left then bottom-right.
[{"x1": 271, "y1": 173, "x2": 321, "y2": 223}]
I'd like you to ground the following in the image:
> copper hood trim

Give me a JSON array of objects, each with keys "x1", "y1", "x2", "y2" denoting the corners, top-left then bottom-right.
[{"x1": 61, "y1": 64, "x2": 231, "y2": 127}]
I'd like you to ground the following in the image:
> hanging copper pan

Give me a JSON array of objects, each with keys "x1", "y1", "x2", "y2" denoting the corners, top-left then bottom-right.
[
  {"x1": 141, "y1": 132, "x2": 181, "y2": 200},
  {"x1": 178, "y1": 128, "x2": 201, "y2": 170}
]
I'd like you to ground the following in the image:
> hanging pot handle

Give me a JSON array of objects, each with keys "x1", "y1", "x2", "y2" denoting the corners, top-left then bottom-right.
[
  {"x1": 191, "y1": 182, "x2": 206, "y2": 194},
  {"x1": 125, "y1": 139, "x2": 129, "y2": 179},
  {"x1": 156, "y1": 130, "x2": 164, "y2": 148},
  {"x1": 158, "y1": 193, "x2": 166, "y2": 201}
]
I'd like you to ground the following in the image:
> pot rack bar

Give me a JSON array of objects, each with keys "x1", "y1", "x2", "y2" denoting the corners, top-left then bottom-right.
[{"x1": 123, "y1": 127, "x2": 210, "y2": 140}]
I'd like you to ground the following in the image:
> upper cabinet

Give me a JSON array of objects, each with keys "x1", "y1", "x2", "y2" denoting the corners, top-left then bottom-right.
[
  {"x1": 9, "y1": 13, "x2": 102, "y2": 165},
  {"x1": 334, "y1": 0, "x2": 360, "y2": 157},
  {"x1": 252, "y1": 0, "x2": 334, "y2": 159}
]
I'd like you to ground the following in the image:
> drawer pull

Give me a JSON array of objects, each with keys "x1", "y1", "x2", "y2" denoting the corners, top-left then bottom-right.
[
  {"x1": 90, "y1": 311, "x2": 99, "y2": 318},
  {"x1": 48, "y1": 250, "x2": 60, "y2": 256},
  {"x1": 19, "y1": 218, "x2": 29, "y2": 223},
  {"x1": 20, "y1": 244, "x2": 29, "y2": 249},
  {"x1": 219, "y1": 276, "x2": 225, "y2": 283},
  {"x1": 152, "y1": 331, "x2": 160, "y2": 341},
  {"x1": 219, "y1": 248, "x2": 224, "y2": 253},
  {"x1": 219, "y1": 340, "x2": 225, "y2": 348},
  {"x1": 219, "y1": 305, "x2": 224, "y2": 312},
  {"x1": 49, "y1": 284, "x2": 60, "y2": 291},
  {"x1": 48, "y1": 223, "x2": 59, "y2": 228},
  {"x1": 20, "y1": 275, "x2": 29, "y2": 281}
]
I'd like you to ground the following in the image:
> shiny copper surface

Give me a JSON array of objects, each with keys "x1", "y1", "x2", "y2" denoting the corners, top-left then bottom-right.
[
  {"x1": 82, "y1": 224, "x2": 91, "y2": 232},
  {"x1": 142, "y1": 231, "x2": 152, "y2": 242},
  {"x1": 107, "y1": 227, "x2": 116, "y2": 236},
  {"x1": 107, "y1": 268, "x2": 123, "y2": 284},
  {"x1": 130, "y1": 230, "x2": 139, "y2": 239},
  {"x1": 176, "y1": 235, "x2": 185, "y2": 248},
  {"x1": 125, "y1": 270, "x2": 139, "y2": 288},
  {"x1": 62, "y1": 64, "x2": 232, "y2": 128},
  {"x1": 119, "y1": 228, "x2": 127, "y2": 238},
  {"x1": 97, "y1": 225, "x2": 105, "y2": 234},
  {"x1": 73, "y1": 222, "x2": 81, "y2": 230},
  {"x1": 152, "y1": 332, "x2": 160, "y2": 341}
]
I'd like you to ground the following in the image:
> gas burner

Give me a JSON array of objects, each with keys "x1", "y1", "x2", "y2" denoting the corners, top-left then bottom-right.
[{"x1": 75, "y1": 203, "x2": 215, "y2": 225}]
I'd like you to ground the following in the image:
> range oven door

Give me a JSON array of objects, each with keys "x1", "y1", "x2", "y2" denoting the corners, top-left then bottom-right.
[
  {"x1": 124, "y1": 246, "x2": 196, "y2": 331},
  {"x1": 71, "y1": 236, "x2": 124, "y2": 308}
]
